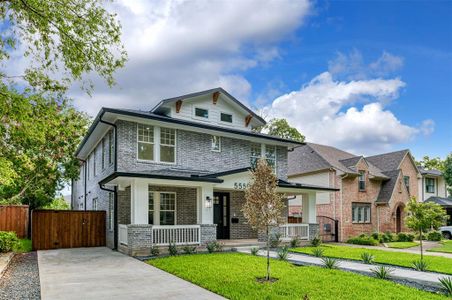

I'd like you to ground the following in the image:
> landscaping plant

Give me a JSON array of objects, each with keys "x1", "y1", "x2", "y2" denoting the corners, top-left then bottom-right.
[
  {"x1": 427, "y1": 231, "x2": 442, "y2": 242},
  {"x1": 321, "y1": 257, "x2": 339, "y2": 269},
  {"x1": 168, "y1": 241, "x2": 178, "y2": 256},
  {"x1": 397, "y1": 232, "x2": 415, "y2": 242},
  {"x1": 371, "y1": 266, "x2": 393, "y2": 280},
  {"x1": 277, "y1": 245, "x2": 290, "y2": 261},
  {"x1": 150, "y1": 246, "x2": 160, "y2": 257},
  {"x1": 438, "y1": 276, "x2": 452, "y2": 296},
  {"x1": 0, "y1": 231, "x2": 19, "y2": 253},
  {"x1": 347, "y1": 235, "x2": 379, "y2": 246},
  {"x1": 250, "y1": 247, "x2": 259, "y2": 256},
  {"x1": 360, "y1": 252, "x2": 375, "y2": 264},
  {"x1": 182, "y1": 245, "x2": 197, "y2": 254},
  {"x1": 270, "y1": 232, "x2": 282, "y2": 248},
  {"x1": 312, "y1": 248, "x2": 324, "y2": 257},
  {"x1": 310, "y1": 235, "x2": 322, "y2": 247},
  {"x1": 290, "y1": 237, "x2": 300, "y2": 248},
  {"x1": 242, "y1": 158, "x2": 285, "y2": 281},
  {"x1": 412, "y1": 259, "x2": 429, "y2": 272}
]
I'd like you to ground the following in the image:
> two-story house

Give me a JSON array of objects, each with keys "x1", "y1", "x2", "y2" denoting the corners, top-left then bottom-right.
[
  {"x1": 288, "y1": 143, "x2": 420, "y2": 241},
  {"x1": 72, "y1": 88, "x2": 336, "y2": 256}
]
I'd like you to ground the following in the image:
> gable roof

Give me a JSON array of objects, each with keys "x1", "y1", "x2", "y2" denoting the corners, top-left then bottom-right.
[
  {"x1": 417, "y1": 166, "x2": 443, "y2": 176},
  {"x1": 366, "y1": 149, "x2": 409, "y2": 172},
  {"x1": 151, "y1": 87, "x2": 266, "y2": 126},
  {"x1": 376, "y1": 170, "x2": 401, "y2": 203},
  {"x1": 425, "y1": 196, "x2": 452, "y2": 207}
]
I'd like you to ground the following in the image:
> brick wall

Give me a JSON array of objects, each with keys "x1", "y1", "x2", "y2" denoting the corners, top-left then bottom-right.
[
  {"x1": 229, "y1": 191, "x2": 257, "y2": 239},
  {"x1": 118, "y1": 187, "x2": 131, "y2": 224}
]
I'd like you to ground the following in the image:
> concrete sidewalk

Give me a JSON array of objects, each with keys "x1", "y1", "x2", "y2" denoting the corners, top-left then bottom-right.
[
  {"x1": 236, "y1": 247, "x2": 450, "y2": 289},
  {"x1": 38, "y1": 247, "x2": 224, "y2": 300}
]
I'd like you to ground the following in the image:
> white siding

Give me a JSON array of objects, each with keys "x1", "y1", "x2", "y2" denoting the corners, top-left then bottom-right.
[
  {"x1": 418, "y1": 175, "x2": 448, "y2": 202},
  {"x1": 290, "y1": 172, "x2": 331, "y2": 204}
]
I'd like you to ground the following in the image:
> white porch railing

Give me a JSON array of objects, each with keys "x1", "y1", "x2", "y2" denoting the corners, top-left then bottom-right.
[
  {"x1": 152, "y1": 225, "x2": 201, "y2": 246},
  {"x1": 280, "y1": 224, "x2": 309, "y2": 240},
  {"x1": 119, "y1": 224, "x2": 128, "y2": 245}
]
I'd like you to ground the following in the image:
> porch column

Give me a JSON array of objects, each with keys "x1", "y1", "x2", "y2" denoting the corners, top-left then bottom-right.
[
  {"x1": 198, "y1": 184, "x2": 214, "y2": 224},
  {"x1": 302, "y1": 192, "x2": 317, "y2": 224},
  {"x1": 130, "y1": 179, "x2": 148, "y2": 224}
]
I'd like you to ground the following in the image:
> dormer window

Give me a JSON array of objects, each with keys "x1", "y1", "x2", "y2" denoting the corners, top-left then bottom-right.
[
  {"x1": 194, "y1": 107, "x2": 209, "y2": 119},
  {"x1": 358, "y1": 170, "x2": 366, "y2": 191},
  {"x1": 220, "y1": 113, "x2": 233, "y2": 123}
]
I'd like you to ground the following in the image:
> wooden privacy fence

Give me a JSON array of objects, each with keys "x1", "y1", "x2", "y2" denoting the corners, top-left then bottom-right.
[
  {"x1": 0, "y1": 205, "x2": 29, "y2": 238},
  {"x1": 32, "y1": 210, "x2": 106, "y2": 251}
]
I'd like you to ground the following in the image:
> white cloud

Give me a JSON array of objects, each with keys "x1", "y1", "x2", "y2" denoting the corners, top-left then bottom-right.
[
  {"x1": 264, "y1": 71, "x2": 433, "y2": 155},
  {"x1": 70, "y1": 0, "x2": 311, "y2": 115}
]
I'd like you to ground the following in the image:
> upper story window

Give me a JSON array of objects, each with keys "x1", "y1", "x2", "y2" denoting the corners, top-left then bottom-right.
[
  {"x1": 194, "y1": 107, "x2": 209, "y2": 119},
  {"x1": 403, "y1": 176, "x2": 410, "y2": 193},
  {"x1": 160, "y1": 128, "x2": 176, "y2": 163},
  {"x1": 265, "y1": 145, "x2": 276, "y2": 170},
  {"x1": 358, "y1": 170, "x2": 366, "y2": 191},
  {"x1": 352, "y1": 203, "x2": 371, "y2": 223},
  {"x1": 93, "y1": 147, "x2": 97, "y2": 177},
  {"x1": 250, "y1": 143, "x2": 276, "y2": 171},
  {"x1": 92, "y1": 197, "x2": 98, "y2": 210},
  {"x1": 137, "y1": 124, "x2": 154, "y2": 160},
  {"x1": 101, "y1": 138, "x2": 106, "y2": 170},
  {"x1": 87, "y1": 154, "x2": 91, "y2": 180},
  {"x1": 250, "y1": 143, "x2": 261, "y2": 168},
  {"x1": 220, "y1": 113, "x2": 233, "y2": 123},
  {"x1": 211, "y1": 135, "x2": 221, "y2": 152},
  {"x1": 108, "y1": 130, "x2": 114, "y2": 165},
  {"x1": 426, "y1": 177, "x2": 435, "y2": 193}
]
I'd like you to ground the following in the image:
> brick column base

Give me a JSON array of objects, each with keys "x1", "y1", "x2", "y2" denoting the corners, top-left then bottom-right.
[{"x1": 200, "y1": 224, "x2": 217, "y2": 244}]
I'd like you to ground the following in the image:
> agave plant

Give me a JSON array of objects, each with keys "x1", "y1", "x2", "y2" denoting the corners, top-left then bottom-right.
[
  {"x1": 360, "y1": 252, "x2": 375, "y2": 264},
  {"x1": 312, "y1": 248, "x2": 324, "y2": 257},
  {"x1": 412, "y1": 259, "x2": 429, "y2": 271},
  {"x1": 250, "y1": 247, "x2": 259, "y2": 256},
  {"x1": 321, "y1": 257, "x2": 339, "y2": 269},
  {"x1": 371, "y1": 266, "x2": 393, "y2": 280},
  {"x1": 277, "y1": 245, "x2": 290, "y2": 261},
  {"x1": 439, "y1": 277, "x2": 452, "y2": 296}
]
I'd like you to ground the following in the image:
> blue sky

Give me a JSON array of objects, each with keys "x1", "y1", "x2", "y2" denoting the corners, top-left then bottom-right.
[{"x1": 65, "y1": 0, "x2": 451, "y2": 160}]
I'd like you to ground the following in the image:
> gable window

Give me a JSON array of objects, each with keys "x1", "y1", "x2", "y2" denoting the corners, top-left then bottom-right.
[
  {"x1": 250, "y1": 143, "x2": 261, "y2": 168},
  {"x1": 194, "y1": 107, "x2": 209, "y2": 119},
  {"x1": 358, "y1": 170, "x2": 366, "y2": 191},
  {"x1": 92, "y1": 197, "x2": 98, "y2": 210},
  {"x1": 426, "y1": 178, "x2": 435, "y2": 193},
  {"x1": 211, "y1": 135, "x2": 221, "y2": 152},
  {"x1": 403, "y1": 176, "x2": 410, "y2": 193},
  {"x1": 220, "y1": 113, "x2": 233, "y2": 123},
  {"x1": 160, "y1": 127, "x2": 176, "y2": 163},
  {"x1": 352, "y1": 203, "x2": 371, "y2": 223},
  {"x1": 108, "y1": 193, "x2": 114, "y2": 231},
  {"x1": 138, "y1": 124, "x2": 154, "y2": 160},
  {"x1": 108, "y1": 130, "x2": 114, "y2": 165},
  {"x1": 148, "y1": 191, "x2": 154, "y2": 225},
  {"x1": 101, "y1": 138, "x2": 106, "y2": 170}
]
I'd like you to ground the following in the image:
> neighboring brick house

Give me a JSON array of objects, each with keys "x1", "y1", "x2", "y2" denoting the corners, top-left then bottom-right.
[
  {"x1": 288, "y1": 143, "x2": 420, "y2": 241},
  {"x1": 72, "y1": 88, "x2": 336, "y2": 256}
]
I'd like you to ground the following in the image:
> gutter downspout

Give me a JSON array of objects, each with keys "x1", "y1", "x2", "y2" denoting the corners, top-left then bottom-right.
[
  {"x1": 339, "y1": 172, "x2": 349, "y2": 241},
  {"x1": 99, "y1": 115, "x2": 119, "y2": 250},
  {"x1": 76, "y1": 158, "x2": 87, "y2": 211}
]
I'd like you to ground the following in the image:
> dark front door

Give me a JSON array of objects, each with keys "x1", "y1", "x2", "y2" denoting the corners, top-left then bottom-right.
[
  {"x1": 213, "y1": 192, "x2": 230, "y2": 239},
  {"x1": 396, "y1": 206, "x2": 402, "y2": 233}
]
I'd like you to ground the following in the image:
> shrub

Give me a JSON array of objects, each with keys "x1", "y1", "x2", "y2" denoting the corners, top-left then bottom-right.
[
  {"x1": 0, "y1": 231, "x2": 19, "y2": 253},
  {"x1": 150, "y1": 246, "x2": 159, "y2": 257},
  {"x1": 347, "y1": 235, "x2": 379, "y2": 246},
  {"x1": 182, "y1": 245, "x2": 197, "y2": 254},
  {"x1": 397, "y1": 232, "x2": 415, "y2": 242},
  {"x1": 383, "y1": 232, "x2": 395, "y2": 243},
  {"x1": 439, "y1": 276, "x2": 452, "y2": 296},
  {"x1": 371, "y1": 232, "x2": 381, "y2": 242},
  {"x1": 427, "y1": 231, "x2": 442, "y2": 241},
  {"x1": 311, "y1": 248, "x2": 324, "y2": 257},
  {"x1": 412, "y1": 259, "x2": 429, "y2": 271},
  {"x1": 270, "y1": 232, "x2": 282, "y2": 248},
  {"x1": 371, "y1": 266, "x2": 393, "y2": 280},
  {"x1": 206, "y1": 241, "x2": 223, "y2": 253},
  {"x1": 290, "y1": 237, "x2": 300, "y2": 248},
  {"x1": 310, "y1": 235, "x2": 322, "y2": 247},
  {"x1": 277, "y1": 245, "x2": 290, "y2": 261},
  {"x1": 415, "y1": 232, "x2": 426, "y2": 241},
  {"x1": 321, "y1": 257, "x2": 339, "y2": 269},
  {"x1": 360, "y1": 252, "x2": 375, "y2": 264},
  {"x1": 168, "y1": 241, "x2": 178, "y2": 256},
  {"x1": 250, "y1": 247, "x2": 259, "y2": 256}
]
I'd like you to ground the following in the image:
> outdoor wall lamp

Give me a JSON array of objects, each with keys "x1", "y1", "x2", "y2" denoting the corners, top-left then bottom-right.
[{"x1": 205, "y1": 196, "x2": 212, "y2": 208}]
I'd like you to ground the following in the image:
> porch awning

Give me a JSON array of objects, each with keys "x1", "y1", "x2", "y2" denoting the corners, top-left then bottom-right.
[{"x1": 425, "y1": 196, "x2": 452, "y2": 208}]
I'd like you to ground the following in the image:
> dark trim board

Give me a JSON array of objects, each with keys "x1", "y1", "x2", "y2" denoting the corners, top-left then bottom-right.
[{"x1": 99, "y1": 171, "x2": 224, "y2": 185}]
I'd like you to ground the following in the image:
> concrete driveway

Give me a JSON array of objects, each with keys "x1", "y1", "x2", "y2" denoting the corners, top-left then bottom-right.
[{"x1": 38, "y1": 247, "x2": 224, "y2": 300}]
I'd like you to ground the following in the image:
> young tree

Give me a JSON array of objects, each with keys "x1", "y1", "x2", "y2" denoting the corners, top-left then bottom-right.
[
  {"x1": 242, "y1": 158, "x2": 285, "y2": 281},
  {"x1": 260, "y1": 118, "x2": 305, "y2": 142},
  {"x1": 405, "y1": 197, "x2": 448, "y2": 261},
  {"x1": 443, "y1": 153, "x2": 452, "y2": 197}
]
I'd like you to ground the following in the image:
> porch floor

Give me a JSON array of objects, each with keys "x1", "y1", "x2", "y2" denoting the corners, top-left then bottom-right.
[{"x1": 218, "y1": 239, "x2": 265, "y2": 248}]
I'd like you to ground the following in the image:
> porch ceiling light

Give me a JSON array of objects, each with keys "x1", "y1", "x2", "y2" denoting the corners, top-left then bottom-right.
[{"x1": 205, "y1": 196, "x2": 212, "y2": 208}]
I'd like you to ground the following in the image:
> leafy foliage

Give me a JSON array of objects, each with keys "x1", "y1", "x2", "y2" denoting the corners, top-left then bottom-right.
[
  {"x1": 41, "y1": 196, "x2": 70, "y2": 209},
  {"x1": 206, "y1": 241, "x2": 223, "y2": 253},
  {"x1": 290, "y1": 237, "x2": 300, "y2": 248},
  {"x1": 321, "y1": 257, "x2": 339, "y2": 269},
  {"x1": 277, "y1": 245, "x2": 290, "y2": 261},
  {"x1": 417, "y1": 153, "x2": 452, "y2": 196},
  {"x1": 168, "y1": 241, "x2": 178, "y2": 256},
  {"x1": 417, "y1": 156, "x2": 446, "y2": 172},
  {"x1": 182, "y1": 245, "x2": 197, "y2": 255},
  {"x1": 439, "y1": 276, "x2": 452, "y2": 296},
  {"x1": 310, "y1": 235, "x2": 322, "y2": 247},
  {"x1": 269, "y1": 232, "x2": 282, "y2": 248},
  {"x1": 427, "y1": 231, "x2": 443, "y2": 241},
  {"x1": 361, "y1": 252, "x2": 375, "y2": 264},
  {"x1": 312, "y1": 248, "x2": 324, "y2": 257},
  {"x1": 261, "y1": 118, "x2": 305, "y2": 142},
  {"x1": 444, "y1": 153, "x2": 452, "y2": 197},
  {"x1": 150, "y1": 246, "x2": 160, "y2": 257},
  {"x1": 371, "y1": 266, "x2": 393, "y2": 280},
  {"x1": 347, "y1": 235, "x2": 379, "y2": 246},
  {"x1": 396, "y1": 232, "x2": 415, "y2": 242},
  {"x1": 0, "y1": 231, "x2": 19, "y2": 252},
  {"x1": 250, "y1": 247, "x2": 259, "y2": 256},
  {"x1": 412, "y1": 259, "x2": 429, "y2": 271}
]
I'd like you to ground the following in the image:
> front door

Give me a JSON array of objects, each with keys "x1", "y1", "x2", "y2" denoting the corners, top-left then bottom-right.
[
  {"x1": 396, "y1": 206, "x2": 402, "y2": 233},
  {"x1": 213, "y1": 192, "x2": 230, "y2": 239}
]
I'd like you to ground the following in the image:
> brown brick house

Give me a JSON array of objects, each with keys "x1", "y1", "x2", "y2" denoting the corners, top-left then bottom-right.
[{"x1": 288, "y1": 143, "x2": 420, "y2": 241}]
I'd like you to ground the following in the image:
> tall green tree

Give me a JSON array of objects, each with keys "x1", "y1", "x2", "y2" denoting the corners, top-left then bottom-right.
[
  {"x1": 417, "y1": 156, "x2": 445, "y2": 172},
  {"x1": 261, "y1": 118, "x2": 305, "y2": 142},
  {"x1": 0, "y1": 86, "x2": 89, "y2": 208},
  {"x1": 444, "y1": 153, "x2": 452, "y2": 197},
  {"x1": 417, "y1": 153, "x2": 452, "y2": 196}
]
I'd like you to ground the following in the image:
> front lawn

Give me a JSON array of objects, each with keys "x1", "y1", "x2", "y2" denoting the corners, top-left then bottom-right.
[
  {"x1": 291, "y1": 245, "x2": 452, "y2": 275},
  {"x1": 386, "y1": 242, "x2": 418, "y2": 249},
  {"x1": 13, "y1": 239, "x2": 32, "y2": 253},
  {"x1": 428, "y1": 240, "x2": 452, "y2": 254},
  {"x1": 148, "y1": 253, "x2": 447, "y2": 299}
]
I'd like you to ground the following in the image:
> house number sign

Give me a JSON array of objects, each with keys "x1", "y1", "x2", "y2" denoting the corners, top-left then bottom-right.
[{"x1": 234, "y1": 182, "x2": 250, "y2": 190}]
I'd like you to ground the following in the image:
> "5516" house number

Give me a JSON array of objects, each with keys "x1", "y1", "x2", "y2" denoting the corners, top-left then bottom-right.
[{"x1": 234, "y1": 182, "x2": 250, "y2": 189}]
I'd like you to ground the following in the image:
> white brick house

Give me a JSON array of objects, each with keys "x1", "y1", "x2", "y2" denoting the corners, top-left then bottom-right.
[{"x1": 72, "y1": 88, "x2": 336, "y2": 256}]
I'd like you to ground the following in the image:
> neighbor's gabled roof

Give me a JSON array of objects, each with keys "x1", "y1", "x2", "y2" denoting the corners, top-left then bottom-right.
[{"x1": 417, "y1": 166, "x2": 443, "y2": 176}]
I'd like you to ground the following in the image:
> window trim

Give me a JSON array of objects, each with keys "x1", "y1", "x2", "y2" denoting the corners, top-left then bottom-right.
[
  {"x1": 108, "y1": 130, "x2": 114, "y2": 165},
  {"x1": 92, "y1": 197, "x2": 98, "y2": 211},
  {"x1": 211, "y1": 135, "x2": 221, "y2": 152},
  {"x1": 101, "y1": 138, "x2": 106, "y2": 170},
  {"x1": 193, "y1": 106, "x2": 209, "y2": 120},
  {"x1": 352, "y1": 202, "x2": 371, "y2": 224},
  {"x1": 403, "y1": 175, "x2": 410, "y2": 193},
  {"x1": 137, "y1": 123, "x2": 155, "y2": 162},
  {"x1": 159, "y1": 127, "x2": 176, "y2": 163},
  {"x1": 93, "y1": 147, "x2": 97, "y2": 177},
  {"x1": 136, "y1": 124, "x2": 177, "y2": 165},
  {"x1": 358, "y1": 170, "x2": 366, "y2": 191},
  {"x1": 159, "y1": 192, "x2": 177, "y2": 226},
  {"x1": 148, "y1": 189, "x2": 177, "y2": 225},
  {"x1": 220, "y1": 112, "x2": 233, "y2": 124},
  {"x1": 250, "y1": 143, "x2": 277, "y2": 172},
  {"x1": 425, "y1": 177, "x2": 436, "y2": 194}
]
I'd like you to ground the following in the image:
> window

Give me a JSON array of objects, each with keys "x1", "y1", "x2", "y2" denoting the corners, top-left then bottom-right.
[
  {"x1": 358, "y1": 170, "x2": 366, "y2": 191},
  {"x1": 250, "y1": 143, "x2": 261, "y2": 168},
  {"x1": 108, "y1": 193, "x2": 114, "y2": 231},
  {"x1": 160, "y1": 193, "x2": 176, "y2": 225},
  {"x1": 426, "y1": 178, "x2": 435, "y2": 193},
  {"x1": 220, "y1": 113, "x2": 233, "y2": 123},
  {"x1": 148, "y1": 191, "x2": 154, "y2": 225},
  {"x1": 265, "y1": 145, "x2": 276, "y2": 170},
  {"x1": 194, "y1": 107, "x2": 209, "y2": 119},
  {"x1": 101, "y1": 138, "x2": 105, "y2": 170},
  {"x1": 108, "y1": 130, "x2": 114, "y2": 165},
  {"x1": 211, "y1": 135, "x2": 221, "y2": 152},
  {"x1": 160, "y1": 127, "x2": 176, "y2": 163},
  {"x1": 92, "y1": 197, "x2": 98, "y2": 210},
  {"x1": 403, "y1": 176, "x2": 410, "y2": 193},
  {"x1": 93, "y1": 147, "x2": 97, "y2": 177},
  {"x1": 352, "y1": 203, "x2": 371, "y2": 223},
  {"x1": 137, "y1": 124, "x2": 154, "y2": 160},
  {"x1": 87, "y1": 155, "x2": 91, "y2": 180}
]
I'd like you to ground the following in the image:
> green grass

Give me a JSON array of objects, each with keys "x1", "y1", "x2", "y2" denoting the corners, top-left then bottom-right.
[
  {"x1": 13, "y1": 239, "x2": 32, "y2": 253},
  {"x1": 291, "y1": 245, "x2": 452, "y2": 275},
  {"x1": 428, "y1": 240, "x2": 452, "y2": 254},
  {"x1": 148, "y1": 253, "x2": 447, "y2": 300},
  {"x1": 386, "y1": 242, "x2": 418, "y2": 249}
]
